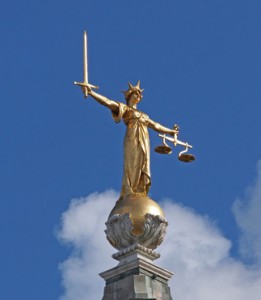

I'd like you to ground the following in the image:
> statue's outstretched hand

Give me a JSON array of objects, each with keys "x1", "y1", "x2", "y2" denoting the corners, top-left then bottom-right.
[{"x1": 81, "y1": 84, "x2": 92, "y2": 98}]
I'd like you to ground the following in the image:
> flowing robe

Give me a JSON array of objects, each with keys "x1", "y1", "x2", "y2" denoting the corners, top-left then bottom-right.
[{"x1": 112, "y1": 103, "x2": 151, "y2": 199}]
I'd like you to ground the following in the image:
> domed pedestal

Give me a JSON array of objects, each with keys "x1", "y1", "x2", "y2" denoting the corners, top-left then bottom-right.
[
  {"x1": 101, "y1": 194, "x2": 173, "y2": 300},
  {"x1": 105, "y1": 194, "x2": 168, "y2": 254},
  {"x1": 109, "y1": 194, "x2": 166, "y2": 236}
]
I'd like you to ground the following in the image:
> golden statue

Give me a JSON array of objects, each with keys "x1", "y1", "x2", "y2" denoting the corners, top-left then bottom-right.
[{"x1": 74, "y1": 32, "x2": 195, "y2": 202}]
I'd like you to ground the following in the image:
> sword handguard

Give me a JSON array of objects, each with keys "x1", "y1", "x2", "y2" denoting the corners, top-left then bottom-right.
[{"x1": 74, "y1": 81, "x2": 99, "y2": 98}]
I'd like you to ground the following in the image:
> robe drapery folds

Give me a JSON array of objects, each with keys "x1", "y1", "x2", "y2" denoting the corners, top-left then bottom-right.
[{"x1": 112, "y1": 102, "x2": 151, "y2": 199}]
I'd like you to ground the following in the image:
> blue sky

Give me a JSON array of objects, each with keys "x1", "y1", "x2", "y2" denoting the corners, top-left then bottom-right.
[{"x1": 1, "y1": 1, "x2": 261, "y2": 299}]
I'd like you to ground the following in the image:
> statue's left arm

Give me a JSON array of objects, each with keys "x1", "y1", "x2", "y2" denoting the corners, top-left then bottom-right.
[{"x1": 148, "y1": 119, "x2": 176, "y2": 135}]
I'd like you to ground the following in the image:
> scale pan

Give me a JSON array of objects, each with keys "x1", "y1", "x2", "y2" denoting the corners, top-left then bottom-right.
[
  {"x1": 155, "y1": 145, "x2": 172, "y2": 154},
  {"x1": 178, "y1": 153, "x2": 195, "y2": 163}
]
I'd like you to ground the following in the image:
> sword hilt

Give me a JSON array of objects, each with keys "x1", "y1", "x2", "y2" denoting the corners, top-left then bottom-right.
[{"x1": 73, "y1": 81, "x2": 99, "y2": 98}]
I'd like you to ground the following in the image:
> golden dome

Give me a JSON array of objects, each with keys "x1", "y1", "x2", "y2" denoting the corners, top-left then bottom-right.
[{"x1": 109, "y1": 194, "x2": 165, "y2": 236}]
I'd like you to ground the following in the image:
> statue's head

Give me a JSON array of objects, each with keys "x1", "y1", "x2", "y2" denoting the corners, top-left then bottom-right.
[{"x1": 122, "y1": 81, "x2": 144, "y2": 105}]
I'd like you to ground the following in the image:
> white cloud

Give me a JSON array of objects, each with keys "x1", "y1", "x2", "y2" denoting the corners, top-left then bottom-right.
[
  {"x1": 57, "y1": 162, "x2": 261, "y2": 300},
  {"x1": 232, "y1": 160, "x2": 261, "y2": 263}
]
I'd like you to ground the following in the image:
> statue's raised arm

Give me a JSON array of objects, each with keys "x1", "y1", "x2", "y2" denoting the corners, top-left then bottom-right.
[{"x1": 87, "y1": 88, "x2": 119, "y2": 114}]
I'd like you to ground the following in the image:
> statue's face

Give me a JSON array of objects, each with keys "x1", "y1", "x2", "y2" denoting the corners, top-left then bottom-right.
[{"x1": 128, "y1": 92, "x2": 141, "y2": 106}]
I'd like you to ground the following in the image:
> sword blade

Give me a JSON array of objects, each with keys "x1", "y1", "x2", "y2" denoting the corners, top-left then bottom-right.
[
  {"x1": 83, "y1": 31, "x2": 88, "y2": 84},
  {"x1": 73, "y1": 31, "x2": 98, "y2": 98}
]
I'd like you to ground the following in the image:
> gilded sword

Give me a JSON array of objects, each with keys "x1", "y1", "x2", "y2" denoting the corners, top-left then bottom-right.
[{"x1": 74, "y1": 31, "x2": 99, "y2": 98}]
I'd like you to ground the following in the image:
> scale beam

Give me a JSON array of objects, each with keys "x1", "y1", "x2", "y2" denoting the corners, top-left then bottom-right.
[{"x1": 159, "y1": 134, "x2": 193, "y2": 149}]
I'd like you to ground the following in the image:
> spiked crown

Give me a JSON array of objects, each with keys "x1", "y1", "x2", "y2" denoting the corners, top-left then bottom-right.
[{"x1": 122, "y1": 80, "x2": 144, "y2": 100}]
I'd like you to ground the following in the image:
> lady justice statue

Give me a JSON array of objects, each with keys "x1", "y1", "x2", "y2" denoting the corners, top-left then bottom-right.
[{"x1": 74, "y1": 31, "x2": 194, "y2": 247}]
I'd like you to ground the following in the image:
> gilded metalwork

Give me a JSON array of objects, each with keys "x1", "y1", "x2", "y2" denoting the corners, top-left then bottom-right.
[
  {"x1": 122, "y1": 81, "x2": 144, "y2": 100},
  {"x1": 108, "y1": 194, "x2": 165, "y2": 236},
  {"x1": 157, "y1": 124, "x2": 195, "y2": 162}
]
